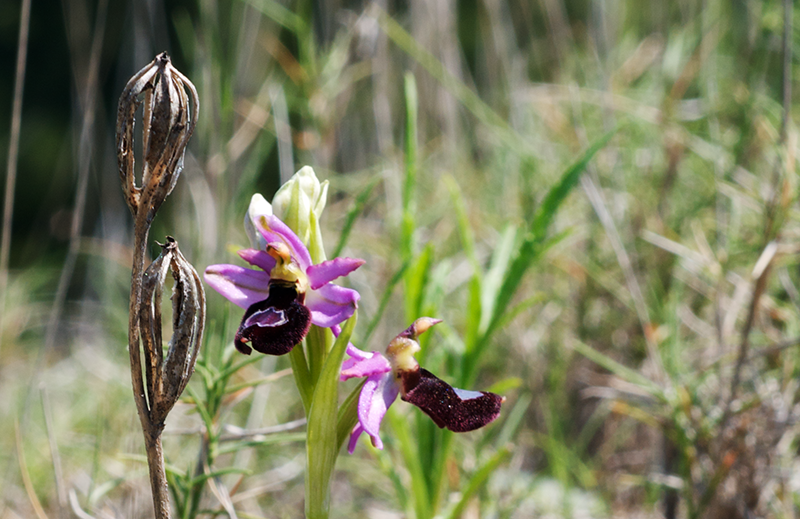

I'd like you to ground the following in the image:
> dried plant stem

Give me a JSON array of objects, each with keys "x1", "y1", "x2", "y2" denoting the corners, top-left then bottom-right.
[
  {"x1": 128, "y1": 216, "x2": 170, "y2": 519},
  {"x1": 0, "y1": 0, "x2": 32, "y2": 351}
]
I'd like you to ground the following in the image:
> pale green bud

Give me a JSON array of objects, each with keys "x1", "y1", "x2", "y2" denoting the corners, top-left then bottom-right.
[{"x1": 271, "y1": 166, "x2": 329, "y2": 262}]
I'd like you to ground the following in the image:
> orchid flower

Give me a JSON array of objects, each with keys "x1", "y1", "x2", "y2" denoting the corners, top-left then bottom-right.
[
  {"x1": 341, "y1": 318, "x2": 504, "y2": 453},
  {"x1": 204, "y1": 194, "x2": 364, "y2": 355}
]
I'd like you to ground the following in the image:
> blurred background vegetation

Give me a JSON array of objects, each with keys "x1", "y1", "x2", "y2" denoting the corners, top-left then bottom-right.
[{"x1": 1, "y1": 0, "x2": 799, "y2": 518}]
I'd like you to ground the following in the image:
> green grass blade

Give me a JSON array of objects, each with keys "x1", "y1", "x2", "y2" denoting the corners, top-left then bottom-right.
[
  {"x1": 387, "y1": 408, "x2": 432, "y2": 519},
  {"x1": 243, "y1": 0, "x2": 305, "y2": 32},
  {"x1": 336, "y1": 379, "x2": 366, "y2": 450},
  {"x1": 478, "y1": 225, "x2": 518, "y2": 338},
  {"x1": 305, "y1": 312, "x2": 357, "y2": 519},
  {"x1": 332, "y1": 176, "x2": 380, "y2": 258},
  {"x1": 488, "y1": 130, "x2": 618, "y2": 344},
  {"x1": 289, "y1": 344, "x2": 313, "y2": 414},
  {"x1": 444, "y1": 446, "x2": 512, "y2": 519},
  {"x1": 572, "y1": 340, "x2": 663, "y2": 398},
  {"x1": 376, "y1": 6, "x2": 522, "y2": 151},
  {"x1": 404, "y1": 243, "x2": 433, "y2": 323},
  {"x1": 402, "y1": 72, "x2": 419, "y2": 261},
  {"x1": 362, "y1": 259, "x2": 410, "y2": 348},
  {"x1": 530, "y1": 128, "x2": 618, "y2": 242}
]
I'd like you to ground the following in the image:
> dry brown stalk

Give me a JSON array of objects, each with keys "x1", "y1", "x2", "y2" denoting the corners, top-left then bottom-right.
[{"x1": 116, "y1": 53, "x2": 203, "y2": 519}]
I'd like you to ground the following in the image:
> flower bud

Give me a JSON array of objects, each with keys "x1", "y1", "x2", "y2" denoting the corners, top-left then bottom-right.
[
  {"x1": 139, "y1": 237, "x2": 205, "y2": 425},
  {"x1": 271, "y1": 166, "x2": 329, "y2": 261},
  {"x1": 116, "y1": 52, "x2": 199, "y2": 224}
]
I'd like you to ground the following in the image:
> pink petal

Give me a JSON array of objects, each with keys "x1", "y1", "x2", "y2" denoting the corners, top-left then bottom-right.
[
  {"x1": 356, "y1": 372, "x2": 399, "y2": 451},
  {"x1": 237, "y1": 248, "x2": 277, "y2": 272},
  {"x1": 306, "y1": 257, "x2": 365, "y2": 290},
  {"x1": 305, "y1": 283, "x2": 359, "y2": 328},
  {"x1": 340, "y1": 351, "x2": 391, "y2": 381},
  {"x1": 254, "y1": 215, "x2": 312, "y2": 270},
  {"x1": 347, "y1": 423, "x2": 365, "y2": 454},
  {"x1": 204, "y1": 264, "x2": 271, "y2": 309}
]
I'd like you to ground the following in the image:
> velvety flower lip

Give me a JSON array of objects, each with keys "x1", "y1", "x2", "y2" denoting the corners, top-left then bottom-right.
[
  {"x1": 343, "y1": 318, "x2": 504, "y2": 453},
  {"x1": 204, "y1": 205, "x2": 364, "y2": 356}
]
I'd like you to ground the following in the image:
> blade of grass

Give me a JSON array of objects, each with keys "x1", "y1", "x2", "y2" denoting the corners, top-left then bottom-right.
[
  {"x1": 0, "y1": 0, "x2": 31, "y2": 353},
  {"x1": 387, "y1": 408, "x2": 431, "y2": 519},
  {"x1": 572, "y1": 340, "x2": 663, "y2": 398},
  {"x1": 332, "y1": 176, "x2": 380, "y2": 258},
  {"x1": 361, "y1": 259, "x2": 410, "y2": 347},
  {"x1": 444, "y1": 446, "x2": 511, "y2": 519},
  {"x1": 289, "y1": 344, "x2": 313, "y2": 413},
  {"x1": 402, "y1": 72, "x2": 418, "y2": 261},
  {"x1": 464, "y1": 128, "x2": 619, "y2": 386},
  {"x1": 15, "y1": 419, "x2": 48, "y2": 519},
  {"x1": 243, "y1": 0, "x2": 305, "y2": 32},
  {"x1": 375, "y1": 5, "x2": 524, "y2": 151},
  {"x1": 404, "y1": 244, "x2": 433, "y2": 323},
  {"x1": 336, "y1": 380, "x2": 366, "y2": 450}
]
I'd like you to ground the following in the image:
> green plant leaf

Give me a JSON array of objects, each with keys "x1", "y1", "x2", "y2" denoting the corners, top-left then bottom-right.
[
  {"x1": 362, "y1": 259, "x2": 410, "y2": 347},
  {"x1": 305, "y1": 312, "x2": 357, "y2": 519},
  {"x1": 289, "y1": 344, "x2": 312, "y2": 414},
  {"x1": 336, "y1": 379, "x2": 366, "y2": 450},
  {"x1": 444, "y1": 446, "x2": 511, "y2": 519},
  {"x1": 387, "y1": 408, "x2": 432, "y2": 519},
  {"x1": 332, "y1": 176, "x2": 380, "y2": 258},
  {"x1": 572, "y1": 340, "x2": 663, "y2": 399}
]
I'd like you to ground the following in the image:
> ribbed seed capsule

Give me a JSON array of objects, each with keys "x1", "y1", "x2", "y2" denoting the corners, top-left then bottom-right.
[
  {"x1": 139, "y1": 237, "x2": 205, "y2": 426},
  {"x1": 116, "y1": 52, "x2": 198, "y2": 223}
]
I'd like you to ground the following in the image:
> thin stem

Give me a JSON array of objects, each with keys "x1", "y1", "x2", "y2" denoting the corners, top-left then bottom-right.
[
  {"x1": 45, "y1": 0, "x2": 108, "y2": 351},
  {"x1": 0, "y1": 0, "x2": 32, "y2": 352},
  {"x1": 128, "y1": 214, "x2": 171, "y2": 518}
]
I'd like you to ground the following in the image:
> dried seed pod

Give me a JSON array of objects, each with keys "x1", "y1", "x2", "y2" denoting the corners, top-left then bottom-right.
[
  {"x1": 139, "y1": 237, "x2": 205, "y2": 426},
  {"x1": 116, "y1": 52, "x2": 198, "y2": 223}
]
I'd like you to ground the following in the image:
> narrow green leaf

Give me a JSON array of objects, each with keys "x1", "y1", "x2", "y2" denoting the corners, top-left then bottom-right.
[
  {"x1": 243, "y1": 0, "x2": 305, "y2": 32},
  {"x1": 492, "y1": 393, "x2": 531, "y2": 449},
  {"x1": 572, "y1": 340, "x2": 663, "y2": 398},
  {"x1": 402, "y1": 72, "x2": 419, "y2": 262},
  {"x1": 336, "y1": 380, "x2": 366, "y2": 450},
  {"x1": 188, "y1": 467, "x2": 252, "y2": 487},
  {"x1": 464, "y1": 275, "x2": 482, "y2": 352},
  {"x1": 376, "y1": 7, "x2": 523, "y2": 151},
  {"x1": 185, "y1": 385, "x2": 215, "y2": 437},
  {"x1": 387, "y1": 409, "x2": 432, "y2": 519},
  {"x1": 307, "y1": 324, "x2": 333, "y2": 386},
  {"x1": 444, "y1": 447, "x2": 511, "y2": 519},
  {"x1": 472, "y1": 131, "x2": 618, "y2": 383},
  {"x1": 376, "y1": 446, "x2": 411, "y2": 516},
  {"x1": 530, "y1": 128, "x2": 618, "y2": 241},
  {"x1": 485, "y1": 376, "x2": 523, "y2": 396},
  {"x1": 478, "y1": 225, "x2": 518, "y2": 338},
  {"x1": 305, "y1": 313, "x2": 357, "y2": 519},
  {"x1": 446, "y1": 176, "x2": 479, "y2": 272},
  {"x1": 404, "y1": 243, "x2": 433, "y2": 323},
  {"x1": 332, "y1": 176, "x2": 380, "y2": 258},
  {"x1": 217, "y1": 353, "x2": 264, "y2": 381},
  {"x1": 216, "y1": 432, "x2": 306, "y2": 454},
  {"x1": 362, "y1": 259, "x2": 410, "y2": 347},
  {"x1": 289, "y1": 345, "x2": 313, "y2": 414}
]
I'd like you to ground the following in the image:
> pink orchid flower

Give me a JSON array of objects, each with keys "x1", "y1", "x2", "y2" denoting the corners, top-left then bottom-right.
[
  {"x1": 205, "y1": 204, "x2": 363, "y2": 355},
  {"x1": 341, "y1": 318, "x2": 504, "y2": 453}
]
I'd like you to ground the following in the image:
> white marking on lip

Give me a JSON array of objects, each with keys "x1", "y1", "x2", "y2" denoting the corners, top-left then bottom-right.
[{"x1": 454, "y1": 388, "x2": 483, "y2": 401}]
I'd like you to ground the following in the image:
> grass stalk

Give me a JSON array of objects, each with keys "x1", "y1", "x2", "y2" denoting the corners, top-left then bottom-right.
[{"x1": 0, "y1": 0, "x2": 32, "y2": 353}]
